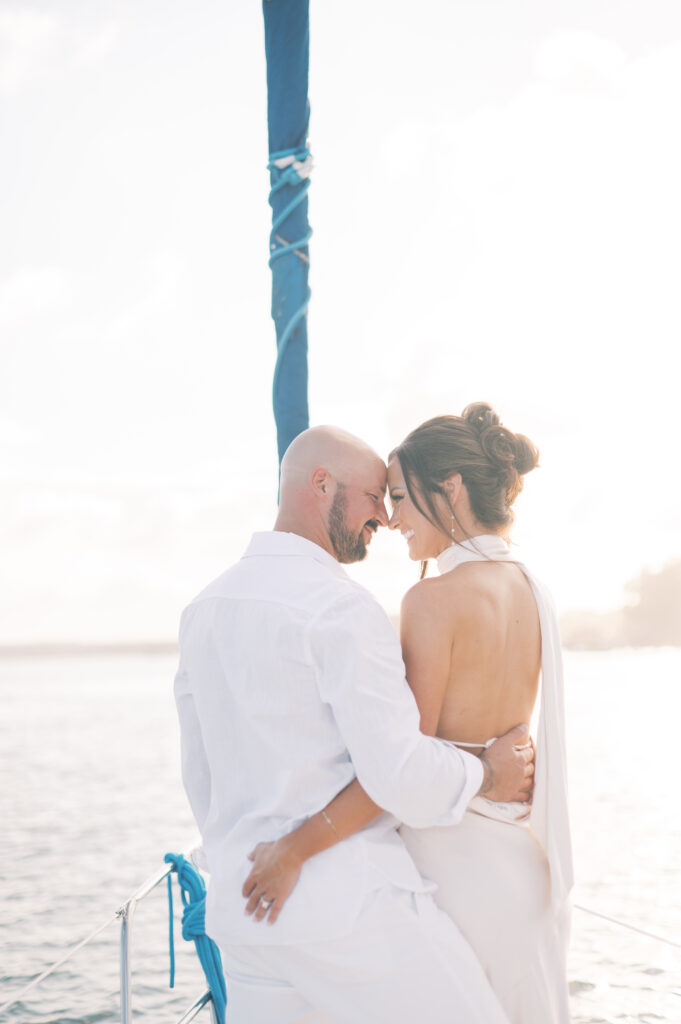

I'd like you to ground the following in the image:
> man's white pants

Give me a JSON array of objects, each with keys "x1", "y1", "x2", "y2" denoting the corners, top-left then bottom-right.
[{"x1": 221, "y1": 885, "x2": 508, "y2": 1024}]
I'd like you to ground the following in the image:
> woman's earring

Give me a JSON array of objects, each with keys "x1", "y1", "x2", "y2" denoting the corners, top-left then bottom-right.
[{"x1": 450, "y1": 511, "x2": 456, "y2": 538}]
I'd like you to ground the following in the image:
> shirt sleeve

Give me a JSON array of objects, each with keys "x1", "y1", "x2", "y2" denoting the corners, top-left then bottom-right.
[
  {"x1": 174, "y1": 655, "x2": 212, "y2": 835},
  {"x1": 306, "y1": 589, "x2": 483, "y2": 828}
]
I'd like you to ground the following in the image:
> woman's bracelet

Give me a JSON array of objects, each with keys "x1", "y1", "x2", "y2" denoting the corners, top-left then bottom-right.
[
  {"x1": 478, "y1": 752, "x2": 494, "y2": 795},
  {"x1": 320, "y1": 809, "x2": 341, "y2": 841}
]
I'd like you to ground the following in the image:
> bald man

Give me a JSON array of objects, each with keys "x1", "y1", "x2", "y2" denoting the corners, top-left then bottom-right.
[{"x1": 174, "y1": 427, "x2": 520, "y2": 1023}]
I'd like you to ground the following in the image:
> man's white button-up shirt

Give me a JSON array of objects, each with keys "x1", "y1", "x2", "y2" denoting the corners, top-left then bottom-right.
[{"x1": 174, "y1": 531, "x2": 483, "y2": 947}]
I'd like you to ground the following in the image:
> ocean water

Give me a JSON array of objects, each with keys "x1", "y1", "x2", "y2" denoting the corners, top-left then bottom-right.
[{"x1": 1, "y1": 648, "x2": 680, "y2": 1023}]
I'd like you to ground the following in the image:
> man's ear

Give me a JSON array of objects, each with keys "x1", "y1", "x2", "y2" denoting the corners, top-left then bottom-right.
[
  {"x1": 442, "y1": 472, "x2": 463, "y2": 505},
  {"x1": 310, "y1": 466, "x2": 332, "y2": 499}
]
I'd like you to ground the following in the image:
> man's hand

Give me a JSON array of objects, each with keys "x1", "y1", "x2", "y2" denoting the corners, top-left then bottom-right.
[{"x1": 478, "y1": 724, "x2": 534, "y2": 803}]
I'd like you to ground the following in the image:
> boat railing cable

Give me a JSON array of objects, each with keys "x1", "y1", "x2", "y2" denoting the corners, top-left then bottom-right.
[
  {"x1": 117, "y1": 846, "x2": 206, "y2": 1022},
  {"x1": 0, "y1": 910, "x2": 119, "y2": 1015},
  {"x1": 573, "y1": 903, "x2": 681, "y2": 950},
  {"x1": 0, "y1": 843, "x2": 211, "y2": 1022},
  {"x1": 1, "y1": 866, "x2": 677, "y2": 1020},
  {"x1": 175, "y1": 989, "x2": 216, "y2": 1024}
]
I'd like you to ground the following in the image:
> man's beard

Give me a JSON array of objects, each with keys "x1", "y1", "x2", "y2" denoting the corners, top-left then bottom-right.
[{"x1": 328, "y1": 485, "x2": 370, "y2": 564}]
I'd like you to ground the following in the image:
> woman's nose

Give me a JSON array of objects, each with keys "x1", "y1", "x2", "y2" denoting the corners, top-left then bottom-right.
[{"x1": 388, "y1": 508, "x2": 399, "y2": 530}]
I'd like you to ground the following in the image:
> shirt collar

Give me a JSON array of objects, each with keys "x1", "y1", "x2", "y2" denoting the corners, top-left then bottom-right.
[{"x1": 243, "y1": 531, "x2": 349, "y2": 576}]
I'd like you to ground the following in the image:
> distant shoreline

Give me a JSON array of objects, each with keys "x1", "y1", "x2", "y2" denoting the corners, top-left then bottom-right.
[
  {"x1": 0, "y1": 642, "x2": 179, "y2": 658},
  {"x1": 0, "y1": 638, "x2": 678, "y2": 658}
]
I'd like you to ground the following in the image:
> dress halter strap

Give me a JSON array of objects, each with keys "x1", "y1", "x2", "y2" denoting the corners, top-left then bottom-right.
[{"x1": 436, "y1": 534, "x2": 515, "y2": 574}]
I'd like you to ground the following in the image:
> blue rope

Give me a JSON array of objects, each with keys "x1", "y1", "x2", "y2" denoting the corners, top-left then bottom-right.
[
  {"x1": 267, "y1": 146, "x2": 312, "y2": 423},
  {"x1": 164, "y1": 853, "x2": 227, "y2": 1024},
  {"x1": 167, "y1": 872, "x2": 176, "y2": 988},
  {"x1": 268, "y1": 146, "x2": 312, "y2": 264}
]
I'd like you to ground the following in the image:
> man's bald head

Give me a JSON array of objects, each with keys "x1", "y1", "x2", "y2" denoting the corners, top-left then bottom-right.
[
  {"x1": 280, "y1": 426, "x2": 384, "y2": 498},
  {"x1": 275, "y1": 426, "x2": 388, "y2": 563}
]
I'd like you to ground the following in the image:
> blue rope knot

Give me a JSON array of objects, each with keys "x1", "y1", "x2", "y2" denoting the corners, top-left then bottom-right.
[
  {"x1": 181, "y1": 898, "x2": 206, "y2": 941},
  {"x1": 165, "y1": 852, "x2": 226, "y2": 1024},
  {"x1": 268, "y1": 148, "x2": 312, "y2": 201},
  {"x1": 269, "y1": 161, "x2": 307, "y2": 189},
  {"x1": 266, "y1": 148, "x2": 313, "y2": 266},
  {"x1": 268, "y1": 146, "x2": 311, "y2": 182}
]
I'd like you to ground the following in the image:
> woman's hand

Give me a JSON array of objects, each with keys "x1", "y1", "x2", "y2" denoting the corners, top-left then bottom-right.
[{"x1": 241, "y1": 837, "x2": 303, "y2": 925}]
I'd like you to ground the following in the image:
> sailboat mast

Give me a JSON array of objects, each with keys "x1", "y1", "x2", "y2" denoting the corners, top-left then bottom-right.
[{"x1": 262, "y1": 0, "x2": 312, "y2": 466}]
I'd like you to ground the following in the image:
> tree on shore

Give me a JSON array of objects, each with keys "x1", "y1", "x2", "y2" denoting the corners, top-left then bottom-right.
[
  {"x1": 561, "y1": 559, "x2": 681, "y2": 649},
  {"x1": 622, "y1": 560, "x2": 681, "y2": 647}
]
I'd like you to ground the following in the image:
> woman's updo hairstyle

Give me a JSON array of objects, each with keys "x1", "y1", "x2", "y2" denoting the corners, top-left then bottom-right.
[{"x1": 393, "y1": 402, "x2": 539, "y2": 535}]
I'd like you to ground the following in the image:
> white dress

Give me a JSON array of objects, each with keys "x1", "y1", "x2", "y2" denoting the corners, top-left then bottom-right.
[{"x1": 400, "y1": 535, "x2": 574, "y2": 1024}]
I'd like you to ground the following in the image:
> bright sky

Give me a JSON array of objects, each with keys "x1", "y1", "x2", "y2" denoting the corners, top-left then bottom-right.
[{"x1": 2, "y1": 0, "x2": 680, "y2": 643}]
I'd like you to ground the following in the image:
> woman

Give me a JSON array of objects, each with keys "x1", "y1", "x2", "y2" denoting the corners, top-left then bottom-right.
[{"x1": 242, "y1": 403, "x2": 573, "y2": 1024}]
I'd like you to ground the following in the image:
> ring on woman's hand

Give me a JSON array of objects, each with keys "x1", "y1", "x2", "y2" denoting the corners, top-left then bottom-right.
[{"x1": 260, "y1": 897, "x2": 273, "y2": 908}]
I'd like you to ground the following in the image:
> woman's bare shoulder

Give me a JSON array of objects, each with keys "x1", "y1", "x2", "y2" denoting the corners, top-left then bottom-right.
[
  {"x1": 400, "y1": 570, "x2": 471, "y2": 619},
  {"x1": 399, "y1": 578, "x2": 454, "y2": 653},
  {"x1": 404, "y1": 564, "x2": 485, "y2": 598},
  {"x1": 401, "y1": 564, "x2": 500, "y2": 632}
]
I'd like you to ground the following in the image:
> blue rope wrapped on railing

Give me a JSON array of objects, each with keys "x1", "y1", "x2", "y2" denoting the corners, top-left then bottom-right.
[{"x1": 165, "y1": 852, "x2": 227, "y2": 1024}]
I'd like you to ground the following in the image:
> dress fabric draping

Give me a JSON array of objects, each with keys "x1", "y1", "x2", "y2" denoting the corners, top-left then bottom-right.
[{"x1": 399, "y1": 535, "x2": 574, "y2": 1024}]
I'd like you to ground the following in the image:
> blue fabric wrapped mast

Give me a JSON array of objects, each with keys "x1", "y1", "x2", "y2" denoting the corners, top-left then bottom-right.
[{"x1": 263, "y1": 0, "x2": 312, "y2": 466}]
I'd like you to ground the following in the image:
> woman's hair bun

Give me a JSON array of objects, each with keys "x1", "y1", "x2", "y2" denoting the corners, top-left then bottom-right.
[
  {"x1": 512, "y1": 434, "x2": 540, "y2": 476},
  {"x1": 463, "y1": 402, "x2": 500, "y2": 435},
  {"x1": 463, "y1": 402, "x2": 539, "y2": 477}
]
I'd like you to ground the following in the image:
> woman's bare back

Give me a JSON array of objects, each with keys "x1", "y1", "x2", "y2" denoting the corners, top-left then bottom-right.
[{"x1": 401, "y1": 560, "x2": 541, "y2": 745}]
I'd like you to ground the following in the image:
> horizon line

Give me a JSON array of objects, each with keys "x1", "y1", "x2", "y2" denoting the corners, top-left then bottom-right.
[{"x1": 0, "y1": 641, "x2": 179, "y2": 658}]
